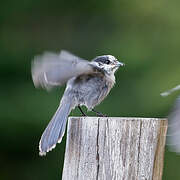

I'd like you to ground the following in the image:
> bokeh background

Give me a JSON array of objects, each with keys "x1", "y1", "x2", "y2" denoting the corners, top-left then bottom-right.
[{"x1": 0, "y1": 0, "x2": 180, "y2": 179}]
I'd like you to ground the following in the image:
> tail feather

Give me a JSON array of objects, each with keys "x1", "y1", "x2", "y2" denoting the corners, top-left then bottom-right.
[{"x1": 39, "y1": 99, "x2": 72, "y2": 156}]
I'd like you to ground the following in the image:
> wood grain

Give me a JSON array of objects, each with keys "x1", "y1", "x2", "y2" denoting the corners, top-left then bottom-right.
[{"x1": 62, "y1": 117, "x2": 167, "y2": 180}]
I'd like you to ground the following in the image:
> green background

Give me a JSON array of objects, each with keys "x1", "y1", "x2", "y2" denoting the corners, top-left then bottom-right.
[{"x1": 0, "y1": 0, "x2": 180, "y2": 179}]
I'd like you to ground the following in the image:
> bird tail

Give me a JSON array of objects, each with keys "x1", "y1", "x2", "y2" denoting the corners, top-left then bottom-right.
[{"x1": 39, "y1": 97, "x2": 73, "y2": 156}]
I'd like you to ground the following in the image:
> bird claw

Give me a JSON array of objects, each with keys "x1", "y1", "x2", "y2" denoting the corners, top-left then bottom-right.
[{"x1": 92, "y1": 109, "x2": 108, "y2": 117}]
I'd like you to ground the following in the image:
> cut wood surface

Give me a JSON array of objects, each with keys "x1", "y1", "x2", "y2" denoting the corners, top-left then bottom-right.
[{"x1": 62, "y1": 117, "x2": 167, "y2": 180}]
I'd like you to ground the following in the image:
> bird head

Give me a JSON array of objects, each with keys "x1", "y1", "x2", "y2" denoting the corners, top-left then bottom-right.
[{"x1": 91, "y1": 55, "x2": 124, "y2": 75}]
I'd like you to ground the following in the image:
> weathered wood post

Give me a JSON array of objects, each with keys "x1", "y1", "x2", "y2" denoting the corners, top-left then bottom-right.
[{"x1": 62, "y1": 117, "x2": 167, "y2": 180}]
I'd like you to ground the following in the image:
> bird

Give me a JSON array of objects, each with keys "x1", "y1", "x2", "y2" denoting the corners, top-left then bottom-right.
[
  {"x1": 31, "y1": 50, "x2": 124, "y2": 156},
  {"x1": 166, "y1": 96, "x2": 180, "y2": 153},
  {"x1": 161, "y1": 85, "x2": 180, "y2": 153}
]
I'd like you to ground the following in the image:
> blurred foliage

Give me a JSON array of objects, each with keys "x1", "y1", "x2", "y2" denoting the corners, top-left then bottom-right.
[{"x1": 0, "y1": 0, "x2": 180, "y2": 179}]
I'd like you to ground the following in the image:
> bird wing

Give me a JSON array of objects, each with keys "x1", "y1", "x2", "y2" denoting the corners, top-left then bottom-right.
[
  {"x1": 31, "y1": 50, "x2": 94, "y2": 90},
  {"x1": 167, "y1": 96, "x2": 180, "y2": 153}
]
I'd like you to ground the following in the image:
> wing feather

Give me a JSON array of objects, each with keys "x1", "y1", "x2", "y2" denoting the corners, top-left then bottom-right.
[
  {"x1": 167, "y1": 96, "x2": 180, "y2": 153},
  {"x1": 31, "y1": 50, "x2": 93, "y2": 90}
]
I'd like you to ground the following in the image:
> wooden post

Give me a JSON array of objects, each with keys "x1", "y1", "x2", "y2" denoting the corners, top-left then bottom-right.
[{"x1": 62, "y1": 117, "x2": 167, "y2": 180}]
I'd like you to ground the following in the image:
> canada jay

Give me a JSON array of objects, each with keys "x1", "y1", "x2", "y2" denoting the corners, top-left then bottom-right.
[
  {"x1": 161, "y1": 85, "x2": 180, "y2": 153},
  {"x1": 32, "y1": 50, "x2": 124, "y2": 156}
]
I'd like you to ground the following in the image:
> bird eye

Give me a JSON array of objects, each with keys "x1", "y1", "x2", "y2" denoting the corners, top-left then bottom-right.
[{"x1": 105, "y1": 60, "x2": 110, "y2": 64}]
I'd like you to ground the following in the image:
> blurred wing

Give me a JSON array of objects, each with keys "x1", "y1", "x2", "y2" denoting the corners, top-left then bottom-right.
[
  {"x1": 161, "y1": 84, "x2": 180, "y2": 97},
  {"x1": 167, "y1": 96, "x2": 180, "y2": 153},
  {"x1": 32, "y1": 50, "x2": 93, "y2": 90}
]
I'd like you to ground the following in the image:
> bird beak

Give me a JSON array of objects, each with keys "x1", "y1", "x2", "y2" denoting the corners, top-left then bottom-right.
[{"x1": 116, "y1": 61, "x2": 125, "y2": 67}]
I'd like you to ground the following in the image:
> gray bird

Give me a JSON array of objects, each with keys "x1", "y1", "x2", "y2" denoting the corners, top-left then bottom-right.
[
  {"x1": 167, "y1": 96, "x2": 180, "y2": 153},
  {"x1": 161, "y1": 85, "x2": 180, "y2": 153},
  {"x1": 32, "y1": 50, "x2": 124, "y2": 156}
]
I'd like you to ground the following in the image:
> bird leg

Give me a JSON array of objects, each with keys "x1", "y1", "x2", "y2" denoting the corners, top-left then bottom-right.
[
  {"x1": 78, "y1": 106, "x2": 87, "y2": 116},
  {"x1": 91, "y1": 109, "x2": 107, "y2": 117}
]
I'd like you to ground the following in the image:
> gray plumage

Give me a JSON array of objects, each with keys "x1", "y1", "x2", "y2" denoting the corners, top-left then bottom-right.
[
  {"x1": 166, "y1": 96, "x2": 180, "y2": 153},
  {"x1": 32, "y1": 50, "x2": 124, "y2": 156},
  {"x1": 32, "y1": 50, "x2": 93, "y2": 90},
  {"x1": 161, "y1": 85, "x2": 180, "y2": 153}
]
